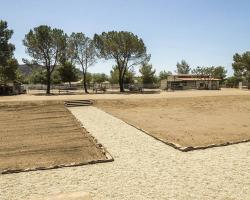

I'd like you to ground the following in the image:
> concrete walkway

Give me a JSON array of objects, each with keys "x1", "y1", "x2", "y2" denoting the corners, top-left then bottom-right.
[{"x1": 1, "y1": 106, "x2": 249, "y2": 200}]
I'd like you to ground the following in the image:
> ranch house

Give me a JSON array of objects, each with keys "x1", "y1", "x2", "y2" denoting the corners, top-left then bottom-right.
[{"x1": 161, "y1": 74, "x2": 220, "y2": 90}]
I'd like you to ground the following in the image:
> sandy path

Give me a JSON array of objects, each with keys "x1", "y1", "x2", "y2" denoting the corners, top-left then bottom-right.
[{"x1": 0, "y1": 106, "x2": 250, "y2": 200}]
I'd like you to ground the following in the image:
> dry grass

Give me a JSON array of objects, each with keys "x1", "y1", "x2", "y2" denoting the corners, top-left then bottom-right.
[{"x1": 95, "y1": 95, "x2": 250, "y2": 148}]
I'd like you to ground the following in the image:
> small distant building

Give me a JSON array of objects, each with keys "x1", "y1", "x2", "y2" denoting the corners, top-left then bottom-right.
[{"x1": 161, "y1": 74, "x2": 220, "y2": 90}]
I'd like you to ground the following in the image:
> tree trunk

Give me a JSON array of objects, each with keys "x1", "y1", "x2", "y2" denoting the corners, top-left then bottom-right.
[
  {"x1": 46, "y1": 69, "x2": 51, "y2": 95},
  {"x1": 83, "y1": 57, "x2": 89, "y2": 94},
  {"x1": 119, "y1": 78, "x2": 124, "y2": 92},
  {"x1": 118, "y1": 71, "x2": 124, "y2": 92},
  {"x1": 83, "y1": 72, "x2": 88, "y2": 93}
]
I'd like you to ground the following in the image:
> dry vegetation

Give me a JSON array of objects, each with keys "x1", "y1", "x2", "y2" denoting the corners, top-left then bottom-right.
[
  {"x1": 95, "y1": 95, "x2": 250, "y2": 148},
  {"x1": 0, "y1": 101, "x2": 108, "y2": 173}
]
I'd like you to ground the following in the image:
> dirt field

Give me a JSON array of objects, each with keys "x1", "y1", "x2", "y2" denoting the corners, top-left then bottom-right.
[
  {"x1": 95, "y1": 95, "x2": 250, "y2": 149},
  {"x1": 0, "y1": 101, "x2": 108, "y2": 173},
  {"x1": 0, "y1": 88, "x2": 249, "y2": 102},
  {"x1": 0, "y1": 89, "x2": 250, "y2": 153}
]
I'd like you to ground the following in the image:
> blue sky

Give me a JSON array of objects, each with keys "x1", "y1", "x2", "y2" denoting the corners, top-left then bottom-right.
[{"x1": 1, "y1": 0, "x2": 250, "y2": 76}]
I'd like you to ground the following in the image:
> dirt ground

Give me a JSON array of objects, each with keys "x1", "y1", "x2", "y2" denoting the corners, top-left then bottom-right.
[
  {"x1": 0, "y1": 89, "x2": 250, "y2": 151},
  {"x1": 95, "y1": 95, "x2": 250, "y2": 148},
  {"x1": 0, "y1": 101, "x2": 107, "y2": 173},
  {"x1": 0, "y1": 88, "x2": 249, "y2": 102}
]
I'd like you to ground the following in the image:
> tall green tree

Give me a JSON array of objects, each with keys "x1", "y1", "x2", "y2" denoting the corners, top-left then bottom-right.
[
  {"x1": 28, "y1": 68, "x2": 64, "y2": 85},
  {"x1": 57, "y1": 62, "x2": 78, "y2": 86},
  {"x1": 191, "y1": 66, "x2": 213, "y2": 77},
  {"x1": 51, "y1": 69, "x2": 62, "y2": 84},
  {"x1": 68, "y1": 32, "x2": 97, "y2": 93},
  {"x1": 91, "y1": 73, "x2": 109, "y2": 83},
  {"x1": 94, "y1": 31, "x2": 149, "y2": 92},
  {"x1": 191, "y1": 66, "x2": 213, "y2": 88},
  {"x1": 23, "y1": 25, "x2": 67, "y2": 94},
  {"x1": 191, "y1": 66, "x2": 227, "y2": 86},
  {"x1": 176, "y1": 60, "x2": 190, "y2": 74},
  {"x1": 225, "y1": 76, "x2": 242, "y2": 88},
  {"x1": 159, "y1": 70, "x2": 172, "y2": 80},
  {"x1": 0, "y1": 20, "x2": 18, "y2": 84},
  {"x1": 28, "y1": 69, "x2": 47, "y2": 84},
  {"x1": 232, "y1": 51, "x2": 250, "y2": 89},
  {"x1": 85, "y1": 72, "x2": 92, "y2": 85},
  {"x1": 211, "y1": 66, "x2": 227, "y2": 83},
  {"x1": 192, "y1": 66, "x2": 227, "y2": 78},
  {"x1": 110, "y1": 65, "x2": 135, "y2": 84},
  {"x1": 139, "y1": 63, "x2": 156, "y2": 84}
]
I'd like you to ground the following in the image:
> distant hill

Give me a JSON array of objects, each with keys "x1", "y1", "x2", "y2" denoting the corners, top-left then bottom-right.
[
  {"x1": 18, "y1": 64, "x2": 83, "y2": 78},
  {"x1": 18, "y1": 64, "x2": 44, "y2": 76}
]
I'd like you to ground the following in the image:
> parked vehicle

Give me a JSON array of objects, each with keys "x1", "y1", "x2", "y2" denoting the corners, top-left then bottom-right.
[{"x1": 128, "y1": 84, "x2": 143, "y2": 93}]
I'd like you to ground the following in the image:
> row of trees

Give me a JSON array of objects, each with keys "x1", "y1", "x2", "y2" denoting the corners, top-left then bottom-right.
[
  {"x1": 175, "y1": 60, "x2": 227, "y2": 81},
  {"x1": 1, "y1": 20, "x2": 250, "y2": 93},
  {"x1": 22, "y1": 26, "x2": 150, "y2": 94},
  {"x1": 23, "y1": 63, "x2": 165, "y2": 86},
  {"x1": 175, "y1": 57, "x2": 250, "y2": 88},
  {"x1": 22, "y1": 54, "x2": 248, "y2": 89},
  {"x1": 175, "y1": 59, "x2": 250, "y2": 87},
  {"x1": 23, "y1": 27, "x2": 95, "y2": 94},
  {"x1": 25, "y1": 58, "x2": 228, "y2": 86}
]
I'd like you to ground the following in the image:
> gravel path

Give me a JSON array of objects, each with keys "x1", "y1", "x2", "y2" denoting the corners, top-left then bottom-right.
[{"x1": 1, "y1": 106, "x2": 250, "y2": 200}]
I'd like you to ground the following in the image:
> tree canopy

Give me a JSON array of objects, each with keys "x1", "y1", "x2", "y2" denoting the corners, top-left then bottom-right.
[
  {"x1": 68, "y1": 32, "x2": 97, "y2": 93},
  {"x1": 225, "y1": 76, "x2": 242, "y2": 88},
  {"x1": 57, "y1": 62, "x2": 79, "y2": 86},
  {"x1": 23, "y1": 25, "x2": 67, "y2": 94},
  {"x1": 28, "y1": 67, "x2": 63, "y2": 85},
  {"x1": 139, "y1": 63, "x2": 156, "y2": 84},
  {"x1": 0, "y1": 20, "x2": 18, "y2": 84},
  {"x1": 176, "y1": 60, "x2": 190, "y2": 74},
  {"x1": 159, "y1": 70, "x2": 172, "y2": 80},
  {"x1": 191, "y1": 66, "x2": 210, "y2": 77},
  {"x1": 28, "y1": 69, "x2": 47, "y2": 84},
  {"x1": 94, "y1": 31, "x2": 149, "y2": 92},
  {"x1": 110, "y1": 65, "x2": 135, "y2": 84},
  {"x1": 232, "y1": 51, "x2": 250, "y2": 88},
  {"x1": 91, "y1": 73, "x2": 109, "y2": 83},
  {"x1": 192, "y1": 66, "x2": 222, "y2": 77},
  {"x1": 191, "y1": 66, "x2": 227, "y2": 84},
  {"x1": 212, "y1": 66, "x2": 227, "y2": 82}
]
